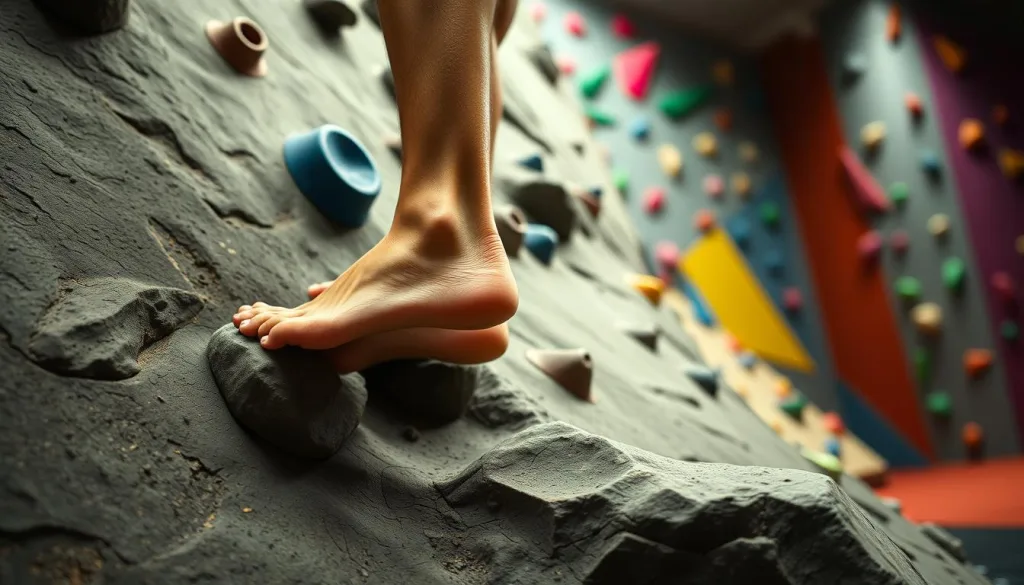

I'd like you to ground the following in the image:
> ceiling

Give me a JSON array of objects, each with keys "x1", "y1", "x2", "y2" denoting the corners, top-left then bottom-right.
[{"x1": 615, "y1": 0, "x2": 827, "y2": 50}]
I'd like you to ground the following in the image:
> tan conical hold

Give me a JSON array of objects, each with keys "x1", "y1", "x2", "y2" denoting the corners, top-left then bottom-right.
[
  {"x1": 526, "y1": 348, "x2": 594, "y2": 401},
  {"x1": 494, "y1": 204, "x2": 527, "y2": 258},
  {"x1": 206, "y1": 17, "x2": 268, "y2": 77}
]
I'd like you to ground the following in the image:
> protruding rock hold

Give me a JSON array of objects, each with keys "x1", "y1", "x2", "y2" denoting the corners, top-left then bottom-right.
[
  {"x1": 775, "y1": 378, "x2": 793, "y2": 398},
  {"x1": 958, "y1": 119, "x2": 985, "y2": 151},
  {"x1": 206, "y1": 324, "x2": 367, "y2": 459},
  {"x1": 627, "y1": 273, "x2": 665, "y2": 306},
  {"x1": 556, "y1": 55, "x2": 576, "y2": 76},
  {"x1": 658, "y1": 86, "x2": 712, "y2": 120},
  {"x1": 284, "y1": 124, "x2": 382, "y2": 228},
  {"x1": 739, "y1": 141, "x2": 760, "y2": 164},
  {"x1": 964, "y1": 349, "x2": 993, "y2": 379},
  {"x1": 822, "y1": 412, "x2": 845, "y2": 435},
  {"x1": 613, "y1": 42, "x2": 660, "y2": 101},
  {"x1": 911, "y1": 302, "x2": 943, "y2": 336},
  {"x1": 499, "y1": 173, "x2": 576, "y2": 241},
  {"x1": 942, "y1": 256, "x2": 967, "y2": 293},
  {"x1": 933, "y1": 35, "x2": 967, "y2": 73},
  {"x1": 525, "y1": 348, "x2": 593, "y2": 401},
  {"x1": 576, "y1": 189, "x2": 601, "y2": 219},
  {"x1": 657, "y1": 144, "x2": 683, "y2": 178},
  {"x1": 564, "y1": 11, "x2": 586, "y2": 37},
  {"x1": 493, "y1": 204, "x2": 527, "y2": 258},
  {"x1": 714, "y1": 107, "x2": 733, "y2": 132},
  {"x1": 684, "y1": 365, "x2": 719, "y2": 397},
  {"x1": 32, "y1": 0, "x2": 132, "y2": 35},
  {"x1": 692, "y1": 132, "x2": 718, "y2": 158},
  {"x1": 303, "y1": 0, "x2": 357, "y2": 32},
  {"x1": 925, "y1": 392, "x2": 952, "y2": 417},
  {"x1": 962, "y1": 422, "x2": 984, "y2": 452},
  {"x1": 27, "y1": 278, "x2": 204, "y2": 380},
  {"x1": 362, "y1": 360, "x2": 478, "y2": 427},
  {"x1": 523, "y1": 223, "x2": 558, "y2": 266},
  {"x1": 928, "y1": 213, "x2": 951, "y2": 238},
  {"x1": 617, "y1": 322, "x2": 659, "y2": 351},
  {"x1": 642, "y1": 186, "x2": 666, "y2": 215},
  {"x1": 206, "y1": 17, "x2": 269, "y2": 77},
  {"x1": 861, "y1": 121, "x2": 887, "y2": 150}
]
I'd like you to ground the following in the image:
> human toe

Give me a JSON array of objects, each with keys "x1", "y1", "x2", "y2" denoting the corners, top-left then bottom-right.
[{"x1": 239, "y1": 312, "x2": 275, "y2": 336}]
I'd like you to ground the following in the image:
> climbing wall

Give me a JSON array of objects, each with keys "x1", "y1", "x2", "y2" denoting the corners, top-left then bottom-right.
[
  {"x1": 765, "y1": 0, "x2": 1020, "y2": 464},
  {"x1": 532, "y1": 0, "x2": 841, "y2": 413}
]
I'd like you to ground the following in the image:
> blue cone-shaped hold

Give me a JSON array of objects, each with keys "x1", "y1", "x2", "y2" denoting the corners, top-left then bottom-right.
[
  {"x1": 684, "y1": 365, "x2": 720, "y2": 397},
  {"x1": 588, "y1": 186, "x2": 603, "y2": 200},
  {"x1": 729, "y1": 218, "x2": 752, "y2": 249},
  {"x1": 518, "y1": 153, "x2": 544, "y2": 173},
  {"x1": 920, "y1": 150, "x2": 942, "y2": 175},
  {"x1": 284, "y1": 125, "x2": 381, "y2": 228},
  {"x1": 629, "y1": 116, "x2": 650, "y2": 141},
  {"x1": 524, "y1": 223, "x2": 558, "y2": 266},
  {"x1": 738, "y1": 351, "x2": 757, "y2": 370},
  {"x1": 825, "y1": 437, "x2": 841, "y2": 458}
]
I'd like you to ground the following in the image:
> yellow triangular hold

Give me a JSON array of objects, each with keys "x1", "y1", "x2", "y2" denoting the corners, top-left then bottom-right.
[{"x1": 679, "y1": 228, "x2": 815, "y2": 372}]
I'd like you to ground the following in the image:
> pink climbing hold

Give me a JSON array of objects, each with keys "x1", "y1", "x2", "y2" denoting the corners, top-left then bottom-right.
[
  {"x1": 992, "y1": 271, "x2": 1016, "y2": 303},
  {"x1": 655, "y1": 240, "x2": 679, "y2": 270},
  {"x1": 643, "y1": 186, "x2": 666, "y2": 215},
  {"x1": 782, "y1": 287, "x2": 803, "y2": 312},
  {"x1": 857, "y1": 230, "x2": 883, "y2": 262},
  {"x1": 613, "y1": 42, "x2": 660, "y2": 101},
  {"x1": 529, "y1": 1, "x2": 547, "y2": 23},
  {"x1": 610, "y1": 14, "x2": 636, "y2": 39},
  {"x1": 890, "y1": 230, "x2": 910, "y2": 255},
  {"x1": 838, "y1": 146, "x2": 890, "y2": 215},
  {"x1": 555, "y1": 55, "x2": 576, "y2": 76},
  {"x1": 564, "y1": 11, "x2": 586, "y2": 37},
  {"x1": 703, "y1": 175, "x2": 724, "y2": 199}
]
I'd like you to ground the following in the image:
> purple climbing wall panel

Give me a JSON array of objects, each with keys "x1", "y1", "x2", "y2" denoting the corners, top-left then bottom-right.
[{"x1": 914, "y1": 12, "x2": 1024, "y2": 447}]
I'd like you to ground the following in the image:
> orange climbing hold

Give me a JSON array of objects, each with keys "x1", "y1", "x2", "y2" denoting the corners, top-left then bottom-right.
[
  {"x1": 933, "y1": 35, "x2": 966, "y2": 73},
  {"x1": 958, "y1": 119, "x2": 985, "y2": 151},
  {"x1": 627, "y1": 274, "x2": 665, "y2": 306},
  {"x1": 962, "y1": 422, "x2": 984, "y2": 449},
  {"x1": 724, "y1": 333, "x2": 743, "y2": 353},
  {"x1": 964, "y1": 349, "x2": 994, "y2": 379},
  {"x1": 905, "y1": 93, "x2": 923, "y2": 117},
  {"x1": 775, "y1": 378, "x2": 793, "y2": 398},
  {"x1": 822, "y1": 412, "x2": 845, "y2": 435},
  {"x1": 694, "y1": 209, "x2": 716, "y2": 232},
  {"x1": 887, "y1": 3, "x2": 902, "y2": 43},
  {"x1": 998, "y1": 149, "x2": 1024, "y2": 180}
]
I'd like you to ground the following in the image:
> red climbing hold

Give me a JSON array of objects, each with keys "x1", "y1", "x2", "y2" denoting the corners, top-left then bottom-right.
[
  {"x1": 857, "y1": 230, "x2": 883, "y2": 263},
  {"x1": 822, "y1": 412, "x2": 845, "y2": 435},
  {"x1": 887, "y1": 3, "x2": 902, "y2": 43},
  {"x1": 890, "y1": 230, "x2": 910, "y2": 255},
  {"x1": 964, "y1": 349, "x2": 993, "y2": 379},
  {"x1": 782, "y1": 287, "x2": 803, "y2": 312},
  {"x1": 694, "y1": 209, "x2": 716, "y2": 232},
  {"x1": 610, "y1": 14, "x2": 635, "y2": 39},
  {"x1": 529, "y1": 1, "x2": 547, "y2": 22},
  {"x1": 992, "y1": 271, "x2": 1016, "y2": 303},
  {"x1": 714, "y1": 108, "x2": 733, "y2": 132},
  {"x1": 564, "y1": 11, "x2": 586, "y2": 37},
  {"x1": 613, "y1": 42, "x2": 660, "y2": 101},
  {"x1": 643, "y1": 186, "x2": 666, "y2": 215},
  {"x1": 555, "y1": 55, "x2": 576, "y2": 76},
  {"x1": 838, "y1": 146, "x2": 890, "y2": 214},
  {"x1": 905, "y1": 92, "x2": 923, "y2": 118}
]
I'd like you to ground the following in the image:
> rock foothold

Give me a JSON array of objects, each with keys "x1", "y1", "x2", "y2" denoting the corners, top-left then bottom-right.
[
  {"x1": 627, "y1": 273, "x2": 665, "y2": 306},
  {"x1": 933, "y1": 35, "x2": 967, "y2": 73},
  {"x1": 905, "y1": 93, "x2": 924, "y2": 117},
  {"x1": 564, "y1": 11, "x2": 586, "y2": 36},
  {"x1": 523, "y1": 223, "x2": 558, "y2": 266},
  {"x1": 629, "y1": 116, "x2": 651, "y2": 141},
  {"x1": 890, "y1": 230, "x2": 910, "y2": 255},
  {"x1": 206, "y1": 17, "x2": 269, "y2": 77},
  {"x1": 361, "y1": 360, "x2": 479, "y2": 427},
  {"x1": 692, "y1": 132, "x2": 718, "y2": 158},
  {"x1": 657, "y1": 144, "x2": 683, "y2": 178},
  {"x1": 500, "y1": 175, "x2": 576, "y2": 242},
  {"x1": 579, "y1": 65, "x2": 610, "y2": 99},
  {"x1": 782, "y1": 287, "x2": 803, "y2": 312},
  {"x1": 861, "y1": 121, "x2": 887, "y2": 150},
  {"x1": 694, "y1": 209, "x2": 716, "y2": 233},
  {"x1": 928, "y1": 213, "x2": 951, "y2": 238},
  {"x1": 493, "y1": 204, "x2": 527, "y2": 258},
  {"x1": 895, "y1": 276, "x2": 922, "y2": 302},
  {"x1": 285, "y1": 125, "x2": 382, "y2": 228},
  {"x1": 822, "y1": 412, "x2": 845, "y2": 435},
  {"x1": 780, "y1": 394, "x2": 808, "y2": 421},
  {"x1": 911, "y1": 302, "x2": 943, "y2": 336},
  {"x1": 617, "y1": 322, "x2": 659, "y2": 351},
  {"x1": 925, "y1": 392, "x2": 952, "y2": 417},
  {"x1": 32, "y1": 0, "x2": 132, "y2": 34},
  {"x1": 642, "y1": 186, "x2": 666, "y2": 215},
  {"x1": 658, "y1": 86, "x2": 712, "y2": 119},
  {"x1": 303, "y1": 0, "x2": 357, "y2": 32},
  {"x1": 206, "y1": 324, "x2": 367, "y2": 459},
  {"x1": 731, "y1": 172, "x2": 752, "y2": 198},
  {"x1": 683, "y1": 365, "x2": 720, "y2": 397},
  {"x1": 517, "y1": 153, "x2": 544, "y2": 173},
  {"x1": 942, "y1": 256, "x2": 967, "y2": 292},
  {"x1": 958, "y1": 119, "x2": 985, "y2": 151},
  {"x1": 525, "y1": 348, "x2": 594, "y2": 402},
  {"x1": 703, "y1": 174, "x2": 724, "y2": 198},
  {"x1": 964, "y1": 349, "x2": 993, "y2": 379},
  {"x1": 857, "y1": 230, "x2": 883, "y2": 262}
]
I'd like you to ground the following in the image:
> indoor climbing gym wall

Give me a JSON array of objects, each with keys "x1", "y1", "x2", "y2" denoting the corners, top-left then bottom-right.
[
  {"x1": 530, "y1": 0, "x2": 841, "y2": 413},
  {"x1": 764, "y1": 0, "x2": 1022, "y2": 465}
]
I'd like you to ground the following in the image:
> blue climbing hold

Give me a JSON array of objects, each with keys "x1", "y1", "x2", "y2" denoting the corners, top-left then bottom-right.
[
  {"x1": 524, "y1": 223, "x2": 558, "y2": 266},
  {"x1": 629, "y1": 116, "x2": 651, "y2": 141},
  {"x1": 588, "y1": 186, "x2": 603, "y2": 200},
  {"x1": 825, "y1": 437, "x2": 842, "y2": 458},
  {"x1": 518, "y1": 153, "x2": 544, "y2": 173},
  {"x1": 729, "y1": 218, "x2": 752, "y2": 249},
  {"x1": 764, "y1": 250, "x2": 785, "y2": 276},
  {"x1": 684, "y1": 365, "x2": 720, "y2": 397},
  {"x1": 921, "y1": 150, "x2": 942, "y2": 175},
  {"x1": 738, "y1": 351, "x2": 757, "y2": 370},
  {"x1": 284, "y1": 124, "x2": 381, "y2": 228}
]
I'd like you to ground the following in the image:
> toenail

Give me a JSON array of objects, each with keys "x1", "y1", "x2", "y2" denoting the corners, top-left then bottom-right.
[
  {"x1": 241, "y1": 320, "x2": 250, "y2": 327},
  {"x1": 260, "y1": 336, "x2": 268, "y2": 345},
  {"x1": 232, "y1": 313, "x2": 239, "y2": 320}
]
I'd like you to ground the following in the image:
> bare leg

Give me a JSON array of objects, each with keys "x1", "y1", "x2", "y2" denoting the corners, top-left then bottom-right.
[{"x1": 234, "y1": 0, "x2": 518, "y2": 350}]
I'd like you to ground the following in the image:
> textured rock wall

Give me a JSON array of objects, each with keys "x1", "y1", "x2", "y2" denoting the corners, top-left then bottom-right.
[{"x1": 0, "y1": 1, "x2": 991, "y2": 583}]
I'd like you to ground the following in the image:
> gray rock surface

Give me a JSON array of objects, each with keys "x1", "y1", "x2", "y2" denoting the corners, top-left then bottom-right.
[
  {"x1": 362, "y1": 359, "x2": 477, "y2": 427},
  {"x1": 0, "y1": 2, "x2": 986, "y2": 584},
  {"x1": 32, "y1": 0, "x2": 131, "y2": 35},
  {"x1": 207, "y1": 324, "x2": 366, "y2": 459}
]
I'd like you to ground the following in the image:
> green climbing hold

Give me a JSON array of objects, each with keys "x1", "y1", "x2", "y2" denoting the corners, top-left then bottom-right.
[
  {"x1": 801, "y1": 448, "x2": 843, "y2": 482},
  {"x1": 889, "y1": 182, "x2": 909, "y2": 206},
  {"x1": 942, "y1": 257, "x2": 966, "y2": 292},
  {"x1": 760, "y1": 202, "x2": 781, "y2": 227},
  {"x1": 914, "y1": 346, "x2": 931, "y2": 385},
  {"x1": 613, "y1": 169, "x2": 629, "y2": 194},
  {"x1": 779, "y1": 394, "x2": 808, "y2": 422},
  {"x1": 579, "y1": 65, "x2": 610, "y2": 99},
  {"x1": 1002, "y1": 320, "x2": 1019, "y2": 341},
  {"x1": 895, "y1": 276, "x2": 922, "y2": 301},
  {"x1": 925, "y1": 392, "x2": 952, "y2": 416},
  {"x1": 658, "y1": 86, "x2": 713, "y2": 119},
  {"x1": 585, "y1": 106, "x2": 616, "y2": 127}
]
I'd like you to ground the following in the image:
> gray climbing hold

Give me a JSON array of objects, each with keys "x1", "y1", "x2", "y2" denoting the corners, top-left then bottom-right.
[
  {"x1": 616, "y1": 321, "x2": 659, "y2": 351},
  {"x1": 32, "y1": 0, "x2": 132, "y2": 35},
  {"x1": 206, "y1": 324, "x2": 367, "y2": 459},
  {"x1": 843, "y1": 52, "x2": 867, "y2": 81},
  {"x1": 920, "y1": 523, "x2": 967, "y2": 563},
  {"x1": 738, "y1": 351, "x2": 757, "y2": 370},
  {"x1": 362, "y1": 360, "x2": 479, "y2": 427},
  {"x1": 303, "y1": 0, "x2": 357, "y2": 33},
  {"x1": 494, "y1": 204, "x2": 527, "y2": 258},
  {"x1": 526, "y1": 348, "x2": 594, "y2": 402},
  {"x1": 498, "y1": 167, "x2": 576, "y2": 242},
  {"x1": 683, "y1": 365, "x2": 719, "y2": 397}
]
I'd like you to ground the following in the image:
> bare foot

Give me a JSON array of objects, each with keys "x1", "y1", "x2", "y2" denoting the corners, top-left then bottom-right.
[
  {"x1": 327, "y1": 323, "x2": 509, "y2": 374},
  {"x1": 232, "y1": 206, "x2": 518, "y2": 350}
]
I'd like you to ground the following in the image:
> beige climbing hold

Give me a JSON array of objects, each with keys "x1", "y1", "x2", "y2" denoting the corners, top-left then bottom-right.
[
  {"x1": 731, "y1": 172, "x2": 752, "y2": 198},
  {"x1": 933, "y1": 35, "x2": 966, "y2": 73},
  {"x1": 739, "y1": 141, "x2": 759, "y2": 164},
  {"x1": 958, "y1": 119, "x2": 985, "y2": 150},
  {"x1": 712, "y1": 59, "x2": 734, "y2": 86},
  {"x1": 627, "y1": 274, "x2": 665, "y2": 306},
  {"x1": 693, "y1": 132, "x2": 718, "y2": 158},
  {"x1": 525, "y1": 348, "x2": 594, "y2": 402},
  {"x1": 657, "y1": 144, "x2": 683, "y2": 178},
  {"x1": 911, "y1": 302, "x2": 943, "y2": 336},
  {"x1": 928, "y1": 213, "x2": 951, "y2": 238},
  {"x1": 861, "y1": 121, "x2": 887, "y2": 150}
]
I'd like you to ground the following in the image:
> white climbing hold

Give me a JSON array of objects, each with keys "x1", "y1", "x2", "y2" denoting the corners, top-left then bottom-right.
[{"x1": 911, "y1": 302, "x2": 943, "y2": 336}]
